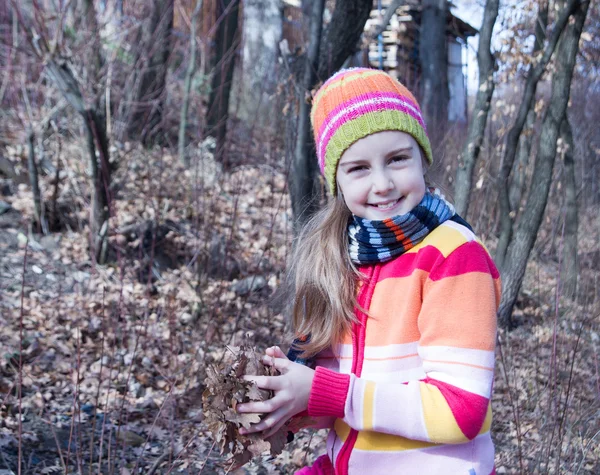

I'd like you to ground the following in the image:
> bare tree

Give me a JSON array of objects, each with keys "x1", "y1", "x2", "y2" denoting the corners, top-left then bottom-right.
[
  {"x1": 560, "y1": 117, "x2": 578, "y2": 299},
  {"x1": 179, "y1": 0, "x2": 203, "y2": 166},
  {"x1": 497, "y1": 0, "x2": 590, "y2": 327},
  {"x1": 228, "y1": 0, "x2": 283, "y2": 134},
  {"x1": 289, "y1": 0, "x2": 326, "y2": 231},
  {"x1": 26, "y1": 128, "x2": 47, "y2": 234},
  {"x1": 126, "y1": 0, "x2": 174, "y2": 144},
  {"x1": 508, "y1": 1, "x2": 549, "y2": 215},
  {"x1": 453, "y1": 0, "x2": 499, "y2": 217},
  {"x1": 495, "y1": 0, "x2": 579, "y2": 269},
  {"x1": 419, "y1": 0, "x2": 449, "y2": 134},
  {"x1": 11, "y1": 2, "x2": 112, "y2": 263},
  {"x1": 206, "y1": 0, "x2": 241, "y2": 166}
]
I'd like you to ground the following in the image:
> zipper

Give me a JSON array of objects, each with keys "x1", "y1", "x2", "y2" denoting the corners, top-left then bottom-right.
[{"x1": 334, "y1": 265, "x2": 379, "y2": 474}]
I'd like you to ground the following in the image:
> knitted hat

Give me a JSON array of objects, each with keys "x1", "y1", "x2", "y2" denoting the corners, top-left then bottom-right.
[{"x1": 310, "y1": 68, "x2": 432, "y2": 195}]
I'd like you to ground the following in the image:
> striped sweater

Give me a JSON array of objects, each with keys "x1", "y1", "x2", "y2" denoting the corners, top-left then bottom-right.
[{"x1": 306, "y1": 220, "x2": 500, "y2": 474}]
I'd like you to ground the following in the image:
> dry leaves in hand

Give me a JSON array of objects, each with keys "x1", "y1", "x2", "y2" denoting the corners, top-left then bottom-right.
[{"x1": 202, "y1": 344, "x2": 289, "y2": 468}]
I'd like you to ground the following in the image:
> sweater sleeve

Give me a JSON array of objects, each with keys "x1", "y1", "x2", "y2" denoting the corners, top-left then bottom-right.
[{"x1": 307, "y1": 240, "x2": 500, "y2": 444}]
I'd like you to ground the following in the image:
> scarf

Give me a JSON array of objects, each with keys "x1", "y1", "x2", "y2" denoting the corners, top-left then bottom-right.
[{"x1": 348, "y1": 190, "x2": 462, "y2": 265}]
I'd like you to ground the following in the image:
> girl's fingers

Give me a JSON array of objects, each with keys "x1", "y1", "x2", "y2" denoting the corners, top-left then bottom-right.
[
  {"x1": 237, "y1": 393, "x2": 285, "y2": 415},
  {"x1": 241, "y1": 405, "x2": 290, "y2": 435},
  {"x1": 262, "y1": 356, "x2": 291, "y2": 372},
  {"x1": 265, "y1": 346, "x2": 287, "y2": 359},
  {"x1": 242, "y1": 374, "x2": 283, "y2": 391}
]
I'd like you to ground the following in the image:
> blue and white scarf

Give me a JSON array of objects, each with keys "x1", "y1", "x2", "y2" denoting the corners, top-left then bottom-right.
[{"x1": 348, "y1": 190, "x2": 466, "y2": 265}]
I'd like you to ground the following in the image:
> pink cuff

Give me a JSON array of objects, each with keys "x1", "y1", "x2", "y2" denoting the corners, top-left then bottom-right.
[{"x1": 308, "y1": 367, "x2": 350, "y2": 418}]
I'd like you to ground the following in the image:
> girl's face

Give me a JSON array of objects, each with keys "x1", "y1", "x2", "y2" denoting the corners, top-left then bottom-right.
[{"x1": 336, "y1": 131, "x2": 426, "y2": 220}]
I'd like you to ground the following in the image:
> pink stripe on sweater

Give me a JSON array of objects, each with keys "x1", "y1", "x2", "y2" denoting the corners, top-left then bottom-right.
[
  {"x1": 428, "y1": 241, "x2": 500, "y2": 280},
  {"x1": 374, "y1": 241, "x2": 499, "y2": 281},
  {"x1": 422, "y1": 377, "x2": 490, "y2": 440}
]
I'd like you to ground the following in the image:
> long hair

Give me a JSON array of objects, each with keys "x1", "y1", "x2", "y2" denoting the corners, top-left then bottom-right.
[{"x1": 287, "y1": 194, "x2": 362, "y2": 358}]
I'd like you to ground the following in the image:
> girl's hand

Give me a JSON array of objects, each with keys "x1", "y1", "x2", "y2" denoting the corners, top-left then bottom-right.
[{"x1": 236, "y1": 346, "x2": 315, "y2": 438}]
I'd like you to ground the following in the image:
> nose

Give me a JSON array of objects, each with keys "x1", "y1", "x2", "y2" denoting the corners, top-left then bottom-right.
[{"x1": 371, "y1": 168, "x2": 393, "y2": 193}]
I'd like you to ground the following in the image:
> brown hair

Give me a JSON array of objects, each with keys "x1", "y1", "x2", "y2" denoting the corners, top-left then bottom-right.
[{"x1": 287, "y1": 193, "x2": 362, "y2": 358}]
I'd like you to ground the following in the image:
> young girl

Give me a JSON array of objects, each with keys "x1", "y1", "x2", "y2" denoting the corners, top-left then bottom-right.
[{"x1": 236, "y1": 68, "x2": 500, "y2": 474}]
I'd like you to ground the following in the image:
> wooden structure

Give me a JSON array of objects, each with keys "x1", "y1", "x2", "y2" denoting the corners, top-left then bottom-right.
[{"x1": 361, "y1": 0, "x2": 478, "y2": 122}]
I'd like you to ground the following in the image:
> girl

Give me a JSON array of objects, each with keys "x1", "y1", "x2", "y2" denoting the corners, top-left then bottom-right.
[{"x1": 236, "y1": 68, "x2": 500, "y2": 474}]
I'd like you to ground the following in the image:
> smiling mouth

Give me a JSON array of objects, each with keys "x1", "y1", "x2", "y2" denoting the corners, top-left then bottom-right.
[{"x1": 370, "y1": 198, "x2": 402, "y2": 210}]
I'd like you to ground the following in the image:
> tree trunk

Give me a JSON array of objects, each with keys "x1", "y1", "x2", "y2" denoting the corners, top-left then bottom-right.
[
  {"x1": 27, "y1": 128, "x2": 47, "y2": 234},
  {"x1": 317, "y1": 0, "x2": 372, "y2": 79},
  {"x1": 453, "y1": 0, "x2": 499, "y2": 218},
  {"x1": 179, "y1": 0, "x2": 203, "y2": 166},
  {"x1": 497, "y1": 0, "x2": 589, "y2": 328},
  {"x1": 86, "y1": 109, "x2": 111, "y2": 264},
  {"x1": 80, "y1": 0, "x2": 103, "y2": 94},
  {"x1": 127, "y1": 0, "x2": 174, "y2": 144},
  {"x1": 290, "y1": 0, "x2": 325, "y2": 231},
  {"x1": 495, "y1": 0, "x2": 578, "y2": 268},
  {"x1": 206, "y1": 0, "x2": 240, "y2": 167},
  {"x1": 508, "y1": 1, "x2": 549, "y2": 215},
  {"x1": 228, "y1": 0, "x2": 282, "y2": 131},
  {"x1": 560, "y1": 117, "x2": 578, "y2": 299},
  {"x1": 45, "y1": 59, "x2": 111, "y2": 263},
  {"x1": 419, "y1": 0, "x2": 448, "y2": 135}
]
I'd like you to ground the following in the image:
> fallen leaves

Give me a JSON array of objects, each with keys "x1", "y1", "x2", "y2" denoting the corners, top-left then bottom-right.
[{"x1": 202, "y1": 344, "x2": 289, "y2": 468}]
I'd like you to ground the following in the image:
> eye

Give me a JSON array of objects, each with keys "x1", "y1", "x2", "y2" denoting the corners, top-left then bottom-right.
[
  {"x1": 389, "y1": 155, "x2": 410, "y2": 164},
  {"x1": 347, "y1": 165, "x2": 368, "y2": 173}
]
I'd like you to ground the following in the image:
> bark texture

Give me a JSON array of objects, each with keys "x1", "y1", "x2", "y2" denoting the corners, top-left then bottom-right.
[
  {"x1": 127, "y1": 0, "x2": 174, "y2": 144},
  {"x1": 179, "y1": 0, "x2": 203, "y2": 166},
  {"x1": 495, "y1": 0, "x2": 579, "y2": 268},
  {"x1": 46, "y1": 60, "x2": 111, "y2": 263},
  {"x1": 509, "y1": 1, "x2": 549, "y2": 215},
  {"x1": 317, "y1": 0, "x2": 372, "y2": 79},
  {"x1": 27, "y1": 128, "x2": 47, "y2": 234},
  {"x1": 453, "y1": 0, "x2": 499, "y2": 218},
  {"x1": 497, "y1": 0, "x2": 590, "y2": 327},
  {"x1": 419, "y1": 0, "x2": 448, "y2": 134},
  {"x1": 229, "y1": 0, "x2": 282, "y2": 129},
  {"x1": 560, "y1": 117, "x2": 578, "y2": 299},
  {"x1": 206, "y1": 0, "x2": 241, "y2": 167},
  {"x1": 290, "y1": 0, "x2": 325, "y2": 231}
]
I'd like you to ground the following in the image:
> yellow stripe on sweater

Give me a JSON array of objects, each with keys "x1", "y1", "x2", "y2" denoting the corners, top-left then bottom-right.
[
  {"x1": 419, "y1": 384, "x2": 469, "y2": 444},
  {"x1": 334, "y1": 420, "x2": 438, "y2": 452},
  {"x1": 363, "y1": 381, "x2": 376, "y2": 430},
  {"x1": 406, "y1": 223, "x2": 470, "y2": 257}
]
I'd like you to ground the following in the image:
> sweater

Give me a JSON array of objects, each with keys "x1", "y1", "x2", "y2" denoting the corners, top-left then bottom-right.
[{"x1": 306, "y1": 220, "x2": 500, "y2": 475}]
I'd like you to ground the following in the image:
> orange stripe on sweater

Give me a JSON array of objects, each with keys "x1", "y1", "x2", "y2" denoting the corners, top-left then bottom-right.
[{"x1": 420, "y1": 272, "x2": 499, "y2": 351}]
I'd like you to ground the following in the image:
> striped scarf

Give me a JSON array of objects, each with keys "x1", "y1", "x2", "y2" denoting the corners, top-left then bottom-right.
[{"x1": 348, "y1": 190, "x2": 458, "y2": 265}]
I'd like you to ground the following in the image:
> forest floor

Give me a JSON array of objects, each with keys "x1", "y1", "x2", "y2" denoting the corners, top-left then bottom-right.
[{"x1": 0, "y1": 142, "x2": 598, "y2": 474}]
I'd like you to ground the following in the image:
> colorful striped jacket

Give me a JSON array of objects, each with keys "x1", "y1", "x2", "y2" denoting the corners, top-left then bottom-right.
[{"x1": 306, "y1": 220, "x2": 501, "y2": 474}]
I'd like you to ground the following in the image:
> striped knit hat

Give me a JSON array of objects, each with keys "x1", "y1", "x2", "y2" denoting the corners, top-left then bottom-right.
[{"x1": 310, "y1": 68, "x2": 432, "y2": 195}]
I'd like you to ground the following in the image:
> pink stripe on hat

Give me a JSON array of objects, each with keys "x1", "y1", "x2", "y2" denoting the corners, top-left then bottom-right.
[{"x1": 317, "y1": 98, "x2": 425, "y2": 172}]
